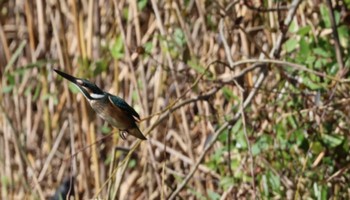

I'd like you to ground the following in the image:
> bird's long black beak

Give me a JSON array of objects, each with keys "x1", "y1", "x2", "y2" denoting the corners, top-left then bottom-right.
[{"x1": 54, "y1": 69, "x2": 80, "y2": 85}]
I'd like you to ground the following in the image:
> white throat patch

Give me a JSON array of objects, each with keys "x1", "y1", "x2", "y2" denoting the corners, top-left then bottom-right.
[{"x1": 90, "y1": 93, "x2": 105, "y2": 99}]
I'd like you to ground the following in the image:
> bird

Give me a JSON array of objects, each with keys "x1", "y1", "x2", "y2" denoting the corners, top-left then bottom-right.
[
  {"x1": 54, "y1": 69, "x2": 147, "y2": 140},
  {"x1": 51, "y1": 177, "x2": 74, "y2": 200}
]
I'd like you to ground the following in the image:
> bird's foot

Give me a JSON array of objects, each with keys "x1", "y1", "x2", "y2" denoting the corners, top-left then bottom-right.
[{"x1": 119, "y1": 130, "x2": 128, "y2": 140}]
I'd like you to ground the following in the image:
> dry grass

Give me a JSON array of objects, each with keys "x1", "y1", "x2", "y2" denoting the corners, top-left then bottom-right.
[{"x1": 1, "y1": 0, "x2": 350, "y2": 199}]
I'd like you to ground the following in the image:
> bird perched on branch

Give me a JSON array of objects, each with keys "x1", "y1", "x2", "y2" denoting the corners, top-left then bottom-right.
[{"x1": 54, "y1": 69, "x2": 146, "y2": 140}]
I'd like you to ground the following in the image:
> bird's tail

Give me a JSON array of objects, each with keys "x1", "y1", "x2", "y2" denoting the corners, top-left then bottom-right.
[{"x1": 128, "y1": 127, "x2": 147, "y2": 140}]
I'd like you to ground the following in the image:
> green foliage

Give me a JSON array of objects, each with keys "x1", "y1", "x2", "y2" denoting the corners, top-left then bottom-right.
[
  {"x1": 101, "y1": 124, "x2": 112, "y2": 134},
  {"x1": 207, "y1": 190, "x2": 221, "y2": 200},
  {"x1": 319, "y1": 4, "x2": 340, "y2": 28},
  {"x1": 261, "y1": 170, "x2": 282, "y2": 197},
  {"x1": 2, "y1": 74, "x2": 15, "y2": 93},
  {"x1": 128, "y1": 159, "x2": 136, "y2": 168},
  {"x1": 144, "y1": 42, "x2": 153, "y2": 54},
  {"x1": 206, "y1": 145, "x2": 226, "y2": 171},
  {"x1": 338, "y1": 25, "x2": 350, "y2": 48},
  {"x1": 219, "y1": 177, "x2": 235, "y2": 191},
  {"x1": 313, "y1": 183, "x2": 328, "y2": 200},
  {"x1": 235, "y1": 129, "x2": 247, "y2": 149},
  {"x1": 5, "y1": 40, "x2": 27, "y2": 70},
  {"x1": 222, "y1": 86, "x2": 239, "y2": 102},
  {"x1": 251, "y1": 135, "x2": 273, "y2": 156},
  {"x1": 68, "y1": 82, "x2": 80, "y2": 94},
  {"x1": 2, "y1": 60, "x2": 49, "y2": 94},
  {"x1": 138, "y1": 0, "x2": 148, "y2": 10},
  {"x1": 188, "y1": 58, "x2": 205, "y2": 74},
  {"x1": 283, "y1": 4, "x2": 348, "y2": 83},
  {"x1": 188, "y1": 188, "x2": 206, "y2": 200},
  {"x1": 167, "y1": 28, "x2": 186, "y2": 58},
  {"x1": 110, "y1": 35, "x2": 125, "y2": 59},
  {"x1": 174, "y1": 28, "x2": 186, "y2": 47},
  {"x1": 321, "y1": 134, "x2": 344, "y2": 148},
  {"x1": 93, "y1": 59, "x2": 109, "y2": 75},
  {"x1": 284, "y1": 38, "x2": 298, "y2": 53}
]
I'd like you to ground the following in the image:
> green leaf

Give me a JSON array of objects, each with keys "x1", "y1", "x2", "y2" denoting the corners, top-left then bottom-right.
[
  {"x1": 174, "y1": 28, "x2": 186, "y2": 47},
  {"x1": 25, "y1": 86, "x2": 32, "y2": 96},
  {"x1": 104, "y1": 154, "x2": 112, "y2": 165},
  {"x1": 122, "y1": 7, "x2": 129, "y2": 20},
  {"x1": 235, "y1": 130, "x2": 247, "y2": 149},
  {"x1": 311, "y1": 141, "x2": 324, "y2": 155},
  {"x1": 251, "y1": 143, "x2": 260, "y2": 155},
  {"x1": 231, "y1": 119, "x2": 242, "y2": 134},
  {"x1": 276, "y1": 123, "x2": 288, "y2": 149},
  {"x1": 188, "y1": 58, "x2": 205, "y2": 74},
  {"x1": 208, "y1": 190, "x2": 220, "y2": 200},
  {"x1": 329, "y1": 63, "x2": 339, "y2": 75},
  {"x1": 68, "y1": 82, "x2": 80, "y2": 94},
  {"x1": 2, "y1": 85, "x2": 14, "y2": 93},
  {"x1": 338, "y1": 25, "x2": 350, "y2": 48},
  {"x1": 305, "y1": 55, "x2": 316, "y2": 67},
  {"x1": 313, "y1": 47, "x2": 330, "y2": 57},
  {"x1": 33, "y1": 85, "x2": 41, "y2": 101},
  {"x1": 287, "y1": 115, "x2": 297, "y2": 129},
  {"x1": 94, "y1": 59, "x2": 109, "y2": 75},
  {"x1": 299, "y1": 37, "x2": 310, "y2": 57},
  {"x1": 288, "y1": 21, "x2": 297, "y2": 33},
  {"x1": 284, "y1": 38, "x2": 298, "y2": 53},
  {"x1": 321, "y1": 134, "x2": 344, "y2": 148},
  {"x1": 230, "y1": 158, "x2": 240, "y2": 170},
  {"x1": 17, "y1": 60, "x2": 51, "y2": 73},
  {"x1": 345, "y1": 0, "x2": 350, "y2": 9},
  {"x1": 5, "y1": 40, "x2": 27, "y2": 72},
  {"x1": 188, "y1": 188, "x2": 206, "y2": 200},
  {"x1": 6, "y1": 74, "x2": 15, "y2": 85},
  {"x1": 138, "y1": 0, "x2": 148, "y2": 10},
  {"x1": 222, "y1": 86, "x2": 234, "y2": 100},
  {"x1": 313, "y1": 183, "x2": 328, "y2": 200},
  {"x1": 292, "y1": 129, "x2": 304, "y2": 145},
  {"x1": 1, "y1": 175, "x2": 10, "y2": 186},
  {"x1": 251, "y1": 135, "x2": 272, "y2": 156},
  {"x1": 128, "y1": 159, "x2": 136, "y2": 168},
  {"x1": 314, "y1": 58, "x2": 328, "y2": 70},
  {"x1": 219, "y1": 177, "x2": 235, "y2": 190},
  {"x1": 42, "y1": 93, "x2": 53, "y2": 101},
  {"x1": 302, "y1": 77, "x2": 322, "y2": 90},
  {"x1": 267, "y1": 170, "x2": 281, "y2": 192},
  {"x1": 297, "y1": 25, "x2": 311, "y2": 36},
  {"x1": 320, "y1": 4, "x2": 331, "y2": 28},
  {"x1": 212, "y1": 146, "x2": 225, "y2": 163},
  {"x1": 110, "y1": 35, "x2": 124, "y2": 59},
  {"x1": 144, "y1": 42, "x2": 153, "y2": 54},
  {"x1": 101, "y1": 125, "x2": 111, "y2": 134},
  {"x1": 262, "y1": 174, "x2": 269, "y2": 197}
]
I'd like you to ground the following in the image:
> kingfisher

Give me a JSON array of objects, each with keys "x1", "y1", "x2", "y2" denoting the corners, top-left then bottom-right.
[{"x1": 54, "y1": 69, "x2": 147, "y2": 140}]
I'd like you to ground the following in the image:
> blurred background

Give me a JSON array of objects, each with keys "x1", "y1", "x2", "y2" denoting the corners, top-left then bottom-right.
[{"x1": 0, "y1": 0, "x2": 350, "y2": 199}]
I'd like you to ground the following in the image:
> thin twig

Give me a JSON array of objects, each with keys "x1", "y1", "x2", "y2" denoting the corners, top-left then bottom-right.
[
  {"x1": 227, "y1": 59, "x2": 347, "y2": 83},
  {"x1": 325, "y1": 0, "x2": 344, "y2": 71},
  {"x1": 38, "y1": 121, "x2": 69, "y2": 181},
  {"x1": 240, "y1": 91, "x2": 256, "y2": 198}
]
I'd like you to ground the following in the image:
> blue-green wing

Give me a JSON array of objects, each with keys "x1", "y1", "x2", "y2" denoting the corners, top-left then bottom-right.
[{"x1": 108, "y1": 94, "x2": 140, "y2": 120}]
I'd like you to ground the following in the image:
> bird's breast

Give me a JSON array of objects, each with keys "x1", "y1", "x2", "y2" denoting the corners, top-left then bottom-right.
[{"x1": 89, "y1": 99, "x2": 133, "y2": 129}]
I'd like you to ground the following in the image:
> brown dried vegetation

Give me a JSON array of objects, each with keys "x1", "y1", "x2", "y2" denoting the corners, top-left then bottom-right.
[{"x1": 0, "y1": 0, "x2": 350, "y2": 199}]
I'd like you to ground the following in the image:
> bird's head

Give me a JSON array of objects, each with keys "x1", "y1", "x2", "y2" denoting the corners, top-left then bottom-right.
[{"x1": 54, "y1": 69, "x2": 105, "y2": 100}]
